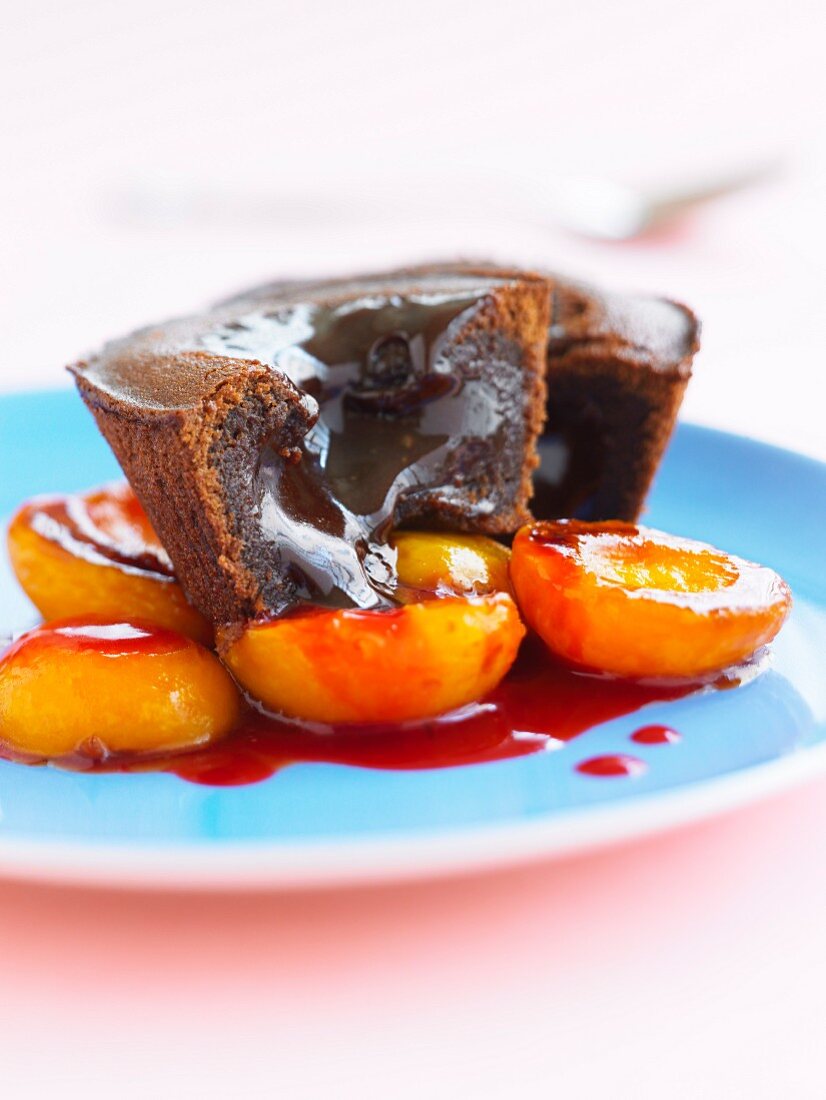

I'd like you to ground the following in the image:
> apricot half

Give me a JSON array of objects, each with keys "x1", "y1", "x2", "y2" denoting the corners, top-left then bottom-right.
[
  {"x1": 391, "y1": 531, "x2": 512, "y2": 600},
  {"x1": 7, "y1": 485, "x2": 212, "y2": 644},
  {"x1": 0, "y1": 618, "x2": 240, "y2": 760},
  {"x1": 510, "y1": 520, "x2": 791, "y2": 679},
  {"x1": 221, "y1": 594, "x2": 525, "y2": 724}
]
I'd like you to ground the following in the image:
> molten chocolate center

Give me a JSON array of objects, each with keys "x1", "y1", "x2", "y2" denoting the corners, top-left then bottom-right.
[{"x1": 202, "y1": 292, "x2": 509, "y2": 609}]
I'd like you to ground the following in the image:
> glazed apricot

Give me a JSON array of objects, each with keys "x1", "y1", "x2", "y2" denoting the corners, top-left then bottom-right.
[
  {"x1": 391, "y1": 531, "x2": 512, "y2": 600},
  {"x1": 0, "y1": 618, "x2": 240, "y2": 760},
  {"x1": 7, "y1": 485, "x2": 212, "y2": 645},
  {"x1": 221, "y1": 593, "x2": 525, "y2": 724},
  {"x1": 511, "y1": 520, "x2": 791, "y2": 679}
]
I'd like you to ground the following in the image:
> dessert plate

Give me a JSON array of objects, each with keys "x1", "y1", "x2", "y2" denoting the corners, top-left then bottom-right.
[{"x1": 0, "y1": 389, "x2": 824, "y2": 890}]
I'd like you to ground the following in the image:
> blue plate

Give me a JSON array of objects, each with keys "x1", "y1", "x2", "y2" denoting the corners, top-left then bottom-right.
[{"x1": 1, "y1": 389, "x2": 825, "y2": 889}]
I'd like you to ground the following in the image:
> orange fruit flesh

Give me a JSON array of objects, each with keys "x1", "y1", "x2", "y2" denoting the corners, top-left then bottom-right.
[
  {"x1": 7, "y1": 486, "x2": 212, "y2": 645},
  {"x1": 4, "y1": 494, "x2": 523, "y2": 732},
  {"x1": 0, "y1": 619, "x2": 240, "y2": 760},
  {"x1": 10, "y1": 486, "x2": 792, "y2": 727},
  {"x1": 510, "y1": 521, "x2": 791, "y2": 679},
  {"x1": 221, "y1": 594, "x2": 525, "y2": 724},
  {"x1": 391, "y1": 531, "x2": 512, "y2": 600}
]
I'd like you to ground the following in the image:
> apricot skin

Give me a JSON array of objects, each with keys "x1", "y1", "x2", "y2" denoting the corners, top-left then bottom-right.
[
  {"x1": 510, "y1": 521, "x2": 792, "y2": 679},
  {"x1": 7, "y1": 487, "x2": 212, "y2": 645},
  {"x1": 0, "y1": 619, "x2": 240, "y2": 760},
  {"x1": 221, "y1": 594, "x2": 525, "y2": 724},
  {"x1": 391, "y1": 531, "x2": 512, "y2": 600}
]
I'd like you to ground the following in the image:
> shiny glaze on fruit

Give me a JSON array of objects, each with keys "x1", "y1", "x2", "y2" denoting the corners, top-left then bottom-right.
[
  {"x1": 13, "y1": 485, "x2": 173, "y2": 577},
  {"x1": 511, "y1": 520, "x2": 791, "y2": 679},
  {"x1": 5, "y1": 618, "x2": 185, "y2": 659},
  {"x1": 220, "y1": 594, "x2": 525, "y2": 725},
  {"x1": 0, "y1": 619, "x2": 238, "y2": 760},
  {"x1": 7, "y1": 486, "x2": 213, "y2": 643}
]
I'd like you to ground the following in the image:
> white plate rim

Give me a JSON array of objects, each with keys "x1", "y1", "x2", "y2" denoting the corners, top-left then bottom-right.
[{"x1": 1, "y1": 739, "x2": 825, "y2": 892}]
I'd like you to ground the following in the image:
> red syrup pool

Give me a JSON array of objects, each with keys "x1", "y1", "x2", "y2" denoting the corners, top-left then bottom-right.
[
  {"x1": 631, "y1": 724, "x2": 682, "y2": 745},
  {"x1": 110, "y1": 642, "x2": 697, "y2": 787}
]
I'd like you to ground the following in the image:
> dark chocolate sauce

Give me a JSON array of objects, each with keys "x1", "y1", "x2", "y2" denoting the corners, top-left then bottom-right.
[{"x1": 201, "y1": 292, "x2": 509, "y2": 611}]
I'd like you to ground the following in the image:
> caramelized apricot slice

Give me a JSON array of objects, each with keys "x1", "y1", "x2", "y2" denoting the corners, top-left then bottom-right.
[
  {"x1": 511, "y1": 521, "x2": 791, "y2": 679},
  {"x1": 221, "y1": 594, "x2": 525, "y2": 724},
  {"x1": 391, "y1": 531, "x2": 512, "y2": 600},
  {"x1": 7, "y1": 485, "x2": 212, "y2": 644},
  {"x1": 0, "y1": 619, "x2": 240, "y2": 760}
]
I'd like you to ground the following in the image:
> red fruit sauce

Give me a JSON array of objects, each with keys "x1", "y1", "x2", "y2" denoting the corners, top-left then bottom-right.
[
  {"x1": 1, "y1": 623, "x2": 703, "y2": 787},
  {"x1": 631, "y1": 724, "x2": 682, "y2": 745},
  {"x1": 117, "y1": 642, "x2": 695, "y2": 786},
  {"x1": 576, "y1": 754, "x2": 648, "y2": 778}
]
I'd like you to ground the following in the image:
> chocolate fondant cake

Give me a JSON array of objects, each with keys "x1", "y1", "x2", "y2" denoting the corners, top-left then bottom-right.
[
  {"x1": 232, "y1": 263, "x2": 699, "y2": 521},
  {"x1": 70, "y1": 263, "x2": 699, "y2": 629},
  {"x1": 540, "y1": 277, "x2": 697, "y2": 520},
  {"x1": 369, "y1": 263, "x2": 699, "y2": 522},
  {"x1": 70, "y1": 271, "x2": 551, "y2": 625}
]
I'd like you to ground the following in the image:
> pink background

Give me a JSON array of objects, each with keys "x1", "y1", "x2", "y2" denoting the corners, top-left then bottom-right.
[{"x1": 1, "y1": 0, "x2": 824, "y2": 1095}]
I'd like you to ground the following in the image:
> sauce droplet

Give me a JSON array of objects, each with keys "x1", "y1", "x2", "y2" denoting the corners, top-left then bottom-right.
[
  {"x1": 631, "y1": 724, "x2": 682, "y2": 745},
  {"x1": 576, "y1": 754, "x2": 648, "y2": 778}
]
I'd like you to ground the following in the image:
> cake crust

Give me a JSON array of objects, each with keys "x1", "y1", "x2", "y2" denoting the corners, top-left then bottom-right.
[
  {"x1": 540, "y1": 277, "x2": 698, "y2": 520},
  {"x1": 377, "y1": 261, "x2": 699, "y2": 520},
  {"x1": 71, "y1": 271, "x2": 552, "y2": 625}
]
